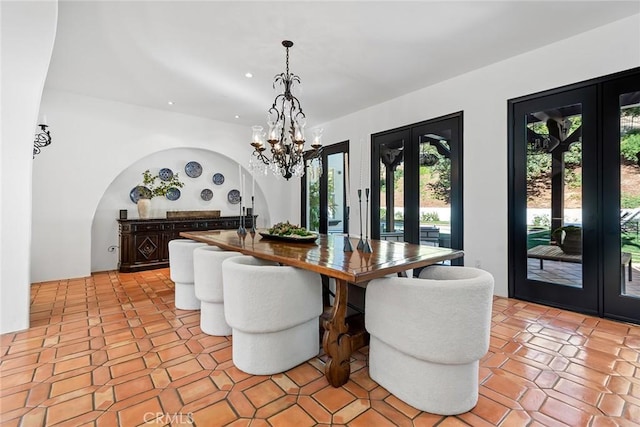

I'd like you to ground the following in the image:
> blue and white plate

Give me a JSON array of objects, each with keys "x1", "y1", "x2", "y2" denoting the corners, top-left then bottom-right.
[
  {"x1": 159, "y1": 168, "x2": 173, "y2": 181},
  {"x1": 212, "y1": 173, "x2": 225, "y2": 185},
  {"x1": 166, "y1": 187, "x2": 181, "y2": 201},
  {"x1": 185, "y1": 161, "x2": 202, "y2": 178},
  {"x1": 201, "y1": 188, "x2": 213, "y2": 201},
  {"x1": 130, "y1": 186, "x2": 152, "y2": 203},
  {"x1": 227, "y1": 189, "x2": 241, "y2": 204}
]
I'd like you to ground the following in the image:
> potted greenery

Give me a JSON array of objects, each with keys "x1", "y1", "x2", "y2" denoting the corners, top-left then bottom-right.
[
  {"x1": 552, "y1": 225, "x2": 582, "y2": 254},
  {"x1": 137, "y1": 169, "x2": 185, "y2": 218}
]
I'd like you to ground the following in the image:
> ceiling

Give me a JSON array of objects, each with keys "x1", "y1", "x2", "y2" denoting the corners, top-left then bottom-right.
[{"x1": 45, "y1": 1, "x2": 640, "y2": 130}]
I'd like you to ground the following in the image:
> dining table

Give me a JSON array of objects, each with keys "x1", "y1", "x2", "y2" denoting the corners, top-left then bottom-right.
[{"x1": 180, "y1": 229, "x2": 464, "y2": 387}]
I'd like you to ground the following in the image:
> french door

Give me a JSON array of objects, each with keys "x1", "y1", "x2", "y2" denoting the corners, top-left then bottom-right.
[
  {"x1": 301, "y1": 141, "x2": 349, "y2": 235},
  {"x1": 371, "y1": 113, "x2": 463, "y2": 262},
  {"x1": 509, "y1": 68, "x2": 640, "y2": 324}
]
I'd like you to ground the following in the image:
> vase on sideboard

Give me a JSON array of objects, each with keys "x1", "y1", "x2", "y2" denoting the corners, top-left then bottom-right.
[{"x1": 137, "y1": 198, "x2": 151, "y2": 219}]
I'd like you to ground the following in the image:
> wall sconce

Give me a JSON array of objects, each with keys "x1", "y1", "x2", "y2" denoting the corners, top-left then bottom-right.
[{"x1": 33, "y1": 119, "x2": 52, "y2": 158}]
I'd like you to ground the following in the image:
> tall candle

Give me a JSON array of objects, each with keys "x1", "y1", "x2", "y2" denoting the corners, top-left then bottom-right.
[
  {"x1": 359, "y1": 138, "x2": 365, "y2": 190},
  {"x1": 242, "y1": 174, "x2": 246, "y2": 197},
  {"x1": 344, "y1": 153, "x2": 350, "y2": 206}
]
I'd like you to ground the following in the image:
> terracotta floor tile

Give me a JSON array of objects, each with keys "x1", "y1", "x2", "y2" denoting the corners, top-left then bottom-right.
[
  {"x1": 267, "y1": 404, "x2": 315, "y2": 427},
  {"x1": 312, "y1": 384, "x2": 356, "y2": 412},
  {"x1": 49, "y1": 372, "x2": 93, "y2": 397},
  {"x1": 244, "y1": 379, "x2": 285, "y2": 408},
  {"x1": 348, "y1": 408, "x2": 398, "y2": 427},
  {"x1": 1, "y1": 269, "x2": 639, "y2": 426},
  {"x1": 541, "y1": 396, "x2": 594, "y2": 425},
  {"x1": 45, "y1": 394, "x2": 93, "y2": 425}
]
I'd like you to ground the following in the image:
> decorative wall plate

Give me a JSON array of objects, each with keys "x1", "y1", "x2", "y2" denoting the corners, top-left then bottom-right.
[
  {"x1": 166, "y1": 187, "x2": 181, "y2": 201},
  {"x1": 185, "y1": 161, "x2": 202, "y2": 178},
  {"x1": 212, "y1": 173, "x2": 225, "y2": 185},
  {"x1": 159, "y1": 168, "x2": 174, "y2": 181},
  {"x1": 227, "y1": 189, "x2": 241, "y2": 204},
  {"x1": 200, "y1": 188, "x2": 213, "y2": 201},
  {"x1": 130, "y1": 186, "x2": 152, "y2": 203}
]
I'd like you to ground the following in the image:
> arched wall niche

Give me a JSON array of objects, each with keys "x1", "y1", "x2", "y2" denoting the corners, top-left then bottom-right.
[{"x1": 91, "y1": 147, "x2": 270, "y2": 272}]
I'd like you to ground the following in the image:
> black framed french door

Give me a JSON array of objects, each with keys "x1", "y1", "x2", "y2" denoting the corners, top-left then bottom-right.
[
  {"x1": 602, "y1": 72, "x2": 640, "y2": 323},
  {"x1": 371, "y1": 113, "x2": 463, "y2": 263},
  {"x1": 301, "y1": 141, "x2": 349, "y2": 235},
  {"x1": 509, "y1": 67, "x2": 640, "y2": 324}
]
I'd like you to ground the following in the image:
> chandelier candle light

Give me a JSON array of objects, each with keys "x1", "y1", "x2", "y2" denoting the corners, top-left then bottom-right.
[{"x1": 249, "y1": 40, "x2": 322, "y2": 180}]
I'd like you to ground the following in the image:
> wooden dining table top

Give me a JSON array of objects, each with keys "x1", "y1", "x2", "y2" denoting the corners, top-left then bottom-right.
[{"x1": 180, "y1": 229, "x2": 464, "y2": 283}]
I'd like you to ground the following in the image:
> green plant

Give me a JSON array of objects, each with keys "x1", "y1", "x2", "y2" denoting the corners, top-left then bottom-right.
[
  {"x1": 420, "y1": 211, "x2": 440, "y2": 222},
  {"x1": 621, "y1": 194, "x2": 640, "y2": 209},
  {"x1": 532, "y1": 214, "x2": 550, "y2": 228},
  {"x1": 141, "y1": 169, "x2": 185, "y2": 198},
  {"x1": 621, "y1": 133, "x2": 640, "y2": 163}
]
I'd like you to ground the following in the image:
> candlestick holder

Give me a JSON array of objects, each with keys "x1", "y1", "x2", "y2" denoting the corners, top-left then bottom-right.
[
  {"x1": 357, "y1": 189, "x2": 365, "y2": 250},
  {"x1": 362, "y1": 188, "x2": 373, "y2": 253},
  {"x1": 237, "y1": 196, "x2": 247, "y2": 238},
  {"x1": 249, "y1": 196, "x2": 257, "y2": 238},
  {"x1": 343, "y1": 206, "x2": 353, "y2": 252}
]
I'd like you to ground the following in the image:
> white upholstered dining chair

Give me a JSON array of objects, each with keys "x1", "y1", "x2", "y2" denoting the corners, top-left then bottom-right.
[
  {"x1": 222, "y1": 255, "x2": 323, "y2": 375},
  {"x1": 193, "y1": 246, "x2": 239, "y2": 336},
  {"x1": 168, "y1": 239, "x2": 207, "y2": 310},
  {"x1": 365, "y1": 265, "x2": 494, "y2": 415}
]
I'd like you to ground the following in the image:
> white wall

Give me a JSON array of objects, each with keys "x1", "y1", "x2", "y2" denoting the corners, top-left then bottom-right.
[
  {"x1": 313, "y1": 14, "x2": 640, "y2": 297},
  {"x1": 32, "y1": 90, "x2": 292, "y2": 283},
  {"x1": 92, "y1": 147, "x2": 269, "y2": 272},
  {"x1": 0, "y1": 1, "x2": 57, "y2": 334},
  {"x1": 5, "y1": 12, "x2": 638, "y2": 334}
]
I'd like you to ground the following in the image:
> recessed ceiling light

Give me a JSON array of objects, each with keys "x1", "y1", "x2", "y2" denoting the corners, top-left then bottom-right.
[
  {"x1": 235, "y1": 115, "x2": 240, "y2": 119},
  {"x1": 167, "y1": 101, "x2": 174, "y2": 105},
  {"x1": 245, "y1": 72, "x2": 253, "y2": 78}
]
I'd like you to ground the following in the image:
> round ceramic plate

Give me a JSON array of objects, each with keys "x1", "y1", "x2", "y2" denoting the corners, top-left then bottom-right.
[
  {"x1": 159, "y1": 168, "x2": 173, "y2": 181},
  {"x1": 201, "y1": 188, "x2": 213, "y2": 201},
  {"x1": 129, "y1": 186, "x2": 152, "y2": 203},
  {"x1": 212, "y1": 173, "x2": 225, "y2": 185},
  {"x1": 227, "y1": 189, "x2": 241, "y2": 204},
  {"x1": 185, "y1": 161, "x2": 202, "y2": 178},
  {"x1": 166, "y1": 187, "x2": 181, "y2": 201}
]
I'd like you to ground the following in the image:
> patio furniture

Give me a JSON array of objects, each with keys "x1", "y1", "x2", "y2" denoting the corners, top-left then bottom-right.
[
  {"x1": 365, "y1": 265, "x2": 494, "y2": 415},
  {"x1": 527, "y1": 245, "x2": 632, "y2": 281}
]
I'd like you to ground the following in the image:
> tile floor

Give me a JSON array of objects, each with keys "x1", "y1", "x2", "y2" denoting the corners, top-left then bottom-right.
[{"x1": 1, "y1": 268, "x2": 639, "y2": 426}]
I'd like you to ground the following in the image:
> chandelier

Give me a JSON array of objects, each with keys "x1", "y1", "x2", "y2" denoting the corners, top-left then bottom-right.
[{"x1": 249, "y1": 40, "x2": 322, "y2": 180}]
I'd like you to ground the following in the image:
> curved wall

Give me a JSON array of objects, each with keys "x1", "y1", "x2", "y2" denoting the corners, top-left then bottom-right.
[
  {"x1": 32, "y1": 90, "x2": 293, "y2": 283},
  {"x1": 92, "y1": 147, "x2": 269, "y2": 272}
]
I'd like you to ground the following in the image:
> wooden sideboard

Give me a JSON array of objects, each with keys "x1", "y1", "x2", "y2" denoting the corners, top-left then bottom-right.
[{"x1": 117, "y1": 216, "x2": 255, "y2": 272}]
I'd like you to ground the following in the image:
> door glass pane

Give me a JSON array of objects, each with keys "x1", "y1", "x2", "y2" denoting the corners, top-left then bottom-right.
[
  {"x1": 379, "y1": 141, "x2": 405, "y2": 241},
  {"x1": 327, "y1": 153, "x2": 345, "y2": 234},
  {"x1": 619, "y1": 91, "x2": 640, "y2": 298},
  {"x1": 526, "y1": 104, "x2": 583, "y2": 288},
  {"x1": 305, "y1": 158, "x2": 321, "y2": 232},
  {"x1": 419, "y1": 133, "x2": 450, "y2": 248}
]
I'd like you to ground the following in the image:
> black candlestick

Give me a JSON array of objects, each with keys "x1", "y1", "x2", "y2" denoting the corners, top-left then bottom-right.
[
  {"x1": 357, "y1": 189, "x2": 364, "y2": 250},
  {"x1": 343, "y1": 206, "x2": 353, "y2": 252},
  {"x1": 363, "y1": 188, "x2": 372, "y2": 253},
  {"x1": 250, "y1": 196, "x2": 256, "y2": 238},
  {"x1": 237, "y1": 196, "x2": 247, "y2": 238}
]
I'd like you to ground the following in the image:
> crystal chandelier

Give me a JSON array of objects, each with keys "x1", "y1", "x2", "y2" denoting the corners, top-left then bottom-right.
[{"x1": 249, "y1": 40, "x2": 322, "y2": 180}]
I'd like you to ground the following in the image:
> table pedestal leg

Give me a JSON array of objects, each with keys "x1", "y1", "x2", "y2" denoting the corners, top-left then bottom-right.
[{"x1": 322, "y1": 278, "x2": 352, "y2": 387}]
